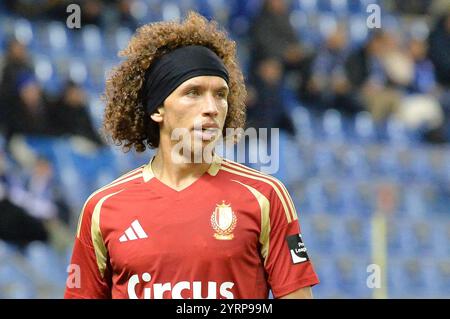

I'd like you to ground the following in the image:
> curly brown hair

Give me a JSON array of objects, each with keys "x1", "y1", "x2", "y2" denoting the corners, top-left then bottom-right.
[{"x1": 102, "y1": 11, "x2": 247, "y2": 152}]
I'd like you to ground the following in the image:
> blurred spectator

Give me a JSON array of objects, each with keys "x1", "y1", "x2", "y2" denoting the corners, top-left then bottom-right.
[
  {"x1": 427, "y1": 11, "x2": 450, "y2": 143},
  {"x1": 301, "y1": 25, "x2": 362, "y2": 115},
  {"x1": 0, "y1": 154, "x2": 49, "y2": 249},
  {"x1": 246, "y1": 57, "x2": 295, "y2": 136},
  {"x1": 4, "y1": 0, "x2": 69, "y2": 20},
  {"x1": 248, "y1": 0, "x2": 309, "y2": 81},
  {"x1": 407, "y1": 37, "x2": 437, "y2": 94},
  {"x1": 344, "y1": 31, "x2": 402, "y2": 121},
  {"x1": 115, "y1": 0, "x2": 139, "y2": 30},
  {"x1": 48, "y1": 81, "x2": 103, "y2": 145},
  {"x1": 81, "y1": 0, "x2": 104, "y2": 27},
  {"x1": 388, "y1": 0, "x2": 432, "y2": 15},
  {"x1": 0, "y1": 39, "x2": 33, "y2": 136},
  {"x1": 428, "y1": 12, "x2": 450, "y2": 87},
  {"x1": 8, "y1": 76, "x2": 54, "y2": 136},
  {"x1": 397, "y1": 37, "x2": 447, "y2": 144}
]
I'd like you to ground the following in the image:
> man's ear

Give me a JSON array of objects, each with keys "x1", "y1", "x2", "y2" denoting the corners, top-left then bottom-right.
[{"x1": 150, "y1": 106, "x2": 164, "y2": 123}]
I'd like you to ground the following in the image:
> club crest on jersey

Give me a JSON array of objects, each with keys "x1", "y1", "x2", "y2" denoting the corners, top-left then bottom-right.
[{"x1": 211, "y1": 201, "x2": 237, "y2": 240}]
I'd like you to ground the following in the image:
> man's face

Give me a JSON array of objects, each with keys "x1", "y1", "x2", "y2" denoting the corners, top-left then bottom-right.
[{"x1": 153, "y1": 75, "x2": 229, "y2": 156}]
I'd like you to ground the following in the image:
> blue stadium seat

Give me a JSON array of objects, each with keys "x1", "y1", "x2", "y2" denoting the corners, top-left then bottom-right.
[
  {"x1": 271, "y1": 132, "x2": 304, "y2": 185},
  {"x1": 86, "y1": 58, "x2": 106, "y2": 92},
  {"x1": 330, "y1": 0, "x2": 350, "y2": 15},
  {"x1": 23, "y1": 136, "x2": 57, "y2": 163},
  {"x1": 333, "y1": 255, "x2": 372, "y2": 298},
  {"x1": 51, "y1": 140, "x2": 88, "y2": 207},
  {"x1": 374, "y1": 146, "x2": 400, "y2": 176},
  {"x1": 347, "y1": 15, "x2": 368, "y2": 46},
  {"x1": 313, "y1": 145, "x2": 338, "y2": 177},
  {"x1": 307, "y1": 214, "x2": 338, "y2": 253},
  {"x1": 68, "y1": 58, "x2": 88, "y2": 86},
  {"x1": 296, "y1": 0, "x2": 319, "y2": 13},
  {"x1": 318, "y1": 13, "x2": 338, "y2": 40},
  {"x1": 387, "y1": 258, "x2": 407, "y2": 297},
  {"x1": 407, "y1": 219, "x2": 435, "y2": 257},
  {"x1": 309, "y1": 255, "x2": 340, "y2": 298},
  {"x1": 46, "y1": 21, "x2": 70, "y2": 56},
  {"x1": 24, "y1": 241, "x2": 67, "y2": 286},
  {"x1": 435, "y1": 259, "x2": 450, "y2": 297},
  {"x1": 433, "y1": 220, "x2": 450, "y2": 258},
  {"x1": 322, "y1": 109, "x2": 344, "y2": 143},
  {"x1": 341, "y1": 146, "x2": 371, "y2": 180},
  {"x1": 13, "y1": 18, "x2": 34, "y2": 47},
  {"x1": 161, "y1": 2, "x2": 182, "y2": 21},
  {"x1": 388, "y1": 256, "x2": 441, "y2": 298},
  {"x1": 399, "y1": 258, "x2": 435, "y2": 297},
  {"x1": 353, "y1": 111, "x2": 376, "y2": 142},
  {"x1": 387, "y1": 217, "x2": 409, "y2": 257},
  {"x1": 81, "y1": 25, "x2": 103, "y2": 58},
  {"x1": 336, "y1": 180, "x2": 364, "y2": 214},
  {"x1": 400, "y1": 148, "x2": 431, "y2": 183},
  {"x1": 33, "y1": 55, "x2": 62, "y2": 94},
  {"x1": 340, "y1": 216, "x2": 371, "y2": 255},
  {"x1": 303, "y1": 179, "x2": 328, "y2": 212},
  {"x1": 400, "y1": 185, "x2": 427, "y2": 217},
  {"x1": 291, "y1": 106, "x2": 314, "y2": 143},
  {"x1": 346, "y1": 0, "x2": 364, "y2": 13},
  {"x1": 114, "y1": 27, "x2": 133, "y2": 55},
  {"x1": 0, "y1": 263, "x2": 37, "y2": 298}
]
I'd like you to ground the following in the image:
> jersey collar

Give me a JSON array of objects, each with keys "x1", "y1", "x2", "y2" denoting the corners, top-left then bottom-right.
[{"x1": 143, "y1": 153, "x2": 223, "y2": 183}]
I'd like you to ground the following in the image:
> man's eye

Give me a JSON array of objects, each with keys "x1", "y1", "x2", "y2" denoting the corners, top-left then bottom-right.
[
  {"x1": 187, "y1": 90, "x2": 199, "y2": 96},
  {"x1": 217, "y1": 91, "x2": 227, "y2": 99}
]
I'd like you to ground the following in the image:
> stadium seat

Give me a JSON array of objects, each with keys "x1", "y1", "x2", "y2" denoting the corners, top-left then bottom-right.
[
  {"x1": 0, "y1": 263, "x2": 37, "y2": 298},
  {"x1": 309, "y1": 255, "x2": 340, "y2": 298},
  {"x1": 297, "y1": 0, "x2": 319, "y2": 13},
  {"x1": 24, "y1": 241, "x2": 67, "y2": 286},
  {"x1": 347, "y1": 0, "x2": 363, "y2": 14},
  {"x1": 330, "y1": 0, "x2": 349, "y2": 15},
  {"x1": 81, "y1": 25, "x2": 103, "y2": 57},
  {"x1": 33, "y1": 55, "x2": 62, "y2": 94},
  {"x1": 303, "y1": 179, "x2": 328, "y2": 213},
  {"x1": 348, "y1": 15, "x2": 368, "y2": 46},
  {"x1": 46, "y1": 21, "x2": 69, "y2": 55},
  {"x1": 68, "y1": 58, "x2": 88, "y2": 86},
  {"x1": 435, "y1": 259, "x2": 450, "y2": 296},
  {"x1": 341, "y1": 146, "x2": 371, "y2": 180},
  {"x1": 318, "y1": 13, "x2": 338, "y2": 40},
  {"x1": 322, "y1": 109, "x2": 344, "y2": 143},
  {"x1": 114, "y1": 27, "x2": 133, "y2": 54},
  {"x1": 307, "y1": 214, "x2": 337, "y2": 253},
  {"x1": 353, "y1": 111, "x2": 376, "y2": 142},
  {"x1": 13, "y1": 18, "x2": 33, "y2": 47},
  {"x1": 291, "y1": 106, "x2": 314, "y2": 143},
  {"x1": 400, "y1": 258, "x2": 432, "y2": 297},
  {"x1": 333, "y1": 255, "x2": 372, "y2": 298},
  {"x1": 340, "y1": 216, "x2": 371, "y2": 255}
]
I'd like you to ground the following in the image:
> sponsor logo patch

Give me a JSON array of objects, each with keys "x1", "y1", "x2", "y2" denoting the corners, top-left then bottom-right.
[{"x1": 286, "y1": 234, "x2": 309, "y2": 264}]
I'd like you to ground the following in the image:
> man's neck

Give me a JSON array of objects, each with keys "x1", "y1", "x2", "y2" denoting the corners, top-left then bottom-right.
[{"x1": 151, "y1": 147, "x2": 213, "y2": 190}]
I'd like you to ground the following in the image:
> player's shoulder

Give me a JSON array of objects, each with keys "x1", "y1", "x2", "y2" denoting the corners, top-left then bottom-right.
[
  {"x1": 219, "y1": 158, "x2": 287, "y2": 197},
  {"x1": 83, "y1": 165, "x2": 146, "y2": 212}
]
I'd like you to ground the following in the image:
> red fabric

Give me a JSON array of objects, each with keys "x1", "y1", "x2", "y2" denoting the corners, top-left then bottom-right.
[{"x1": 64, "y1": 159, "x2": 319, "y2": 299}]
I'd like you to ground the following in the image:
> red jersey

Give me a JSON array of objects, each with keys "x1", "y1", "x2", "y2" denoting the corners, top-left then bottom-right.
[{"x1": 64, "y1": 155, "x2": 319, "y2": 299}]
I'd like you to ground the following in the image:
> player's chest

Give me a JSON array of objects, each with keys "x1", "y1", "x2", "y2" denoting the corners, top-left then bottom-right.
[{"x1": 101, "y1": 195, "x2": 262, "y2": 270}]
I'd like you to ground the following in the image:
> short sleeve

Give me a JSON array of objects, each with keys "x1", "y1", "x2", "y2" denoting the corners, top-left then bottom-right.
[
  {"x1": 64, "y1": 198, "x2": 111, "y2": 299},
  {"x1": 263, "y1": 183, "x2": 319, "y2": 298}
]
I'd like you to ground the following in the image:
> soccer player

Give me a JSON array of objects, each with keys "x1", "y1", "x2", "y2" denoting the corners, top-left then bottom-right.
[{"x1": 64, "y1": 12, "x2": 319, "y2": 299}]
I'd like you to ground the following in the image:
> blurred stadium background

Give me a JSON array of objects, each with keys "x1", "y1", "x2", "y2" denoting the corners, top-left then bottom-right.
[{"x1": 0, "y1": 0, "x2": 449, "y2": 299}]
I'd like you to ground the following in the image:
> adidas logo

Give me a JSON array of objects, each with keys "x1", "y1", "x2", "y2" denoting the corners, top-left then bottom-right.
[{"x1": 119, "y1": 220, "x2": 148, "y2": 242}]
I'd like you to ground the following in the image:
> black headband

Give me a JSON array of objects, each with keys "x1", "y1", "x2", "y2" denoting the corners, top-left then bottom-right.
[{"x1": 142, "y1": 45, "x2": 229, "y2": 114}]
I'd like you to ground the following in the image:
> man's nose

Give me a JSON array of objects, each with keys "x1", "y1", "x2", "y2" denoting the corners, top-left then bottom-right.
[{"x1": 202, "y1": 93, "x2": 219, "y2": 116}]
